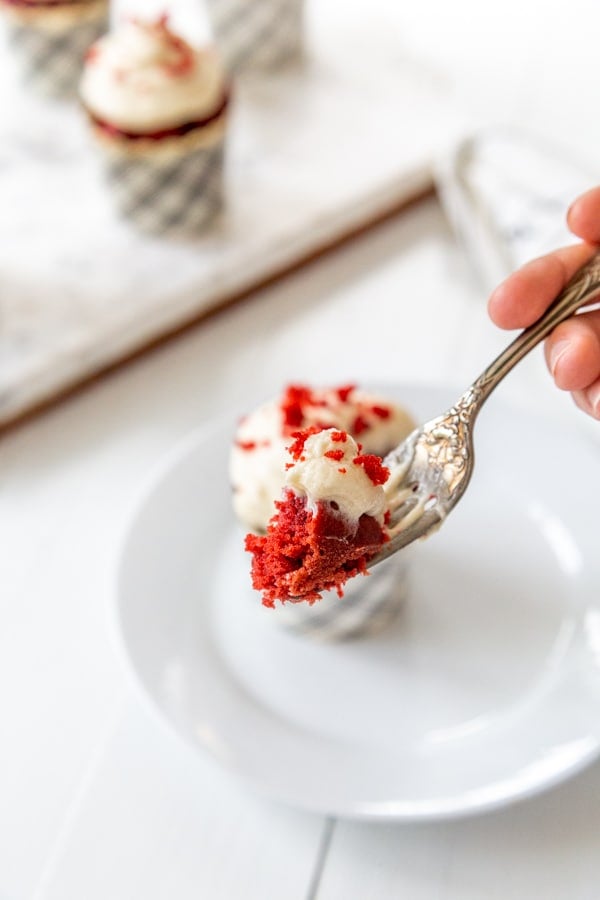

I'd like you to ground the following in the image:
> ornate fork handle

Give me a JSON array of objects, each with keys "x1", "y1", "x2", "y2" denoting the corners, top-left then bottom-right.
[
  {"x1": 378, "y1": 253, "x2": 600, "y2": 561},
  {"x1": 459, "y1": 250, "x2": 600, "y2": 417}
]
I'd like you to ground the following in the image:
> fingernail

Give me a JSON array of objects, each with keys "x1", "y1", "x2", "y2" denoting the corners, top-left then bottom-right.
[{"x1": 549, "y1": 340, "x2": 570, "y2": 377}]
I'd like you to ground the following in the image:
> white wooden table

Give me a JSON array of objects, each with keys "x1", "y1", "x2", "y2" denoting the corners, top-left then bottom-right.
[{"x1": 2, "y1": 1, "x2": 600, "y2": 897}]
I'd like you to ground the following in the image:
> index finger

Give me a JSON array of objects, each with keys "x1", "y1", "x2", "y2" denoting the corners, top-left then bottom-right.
[
  {"x1": 487, "y1": 243, "x2": 598, "y2": 330},
  {"x1": 567, "y1": 187, "x2": 600, "y2": 243}
]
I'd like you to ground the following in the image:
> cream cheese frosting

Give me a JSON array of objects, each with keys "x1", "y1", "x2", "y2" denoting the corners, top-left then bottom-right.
[
  {"x1": 285, "y1": 430, "x2": 387, "y2": 523},
  {"x1": 80, "y1": 17, "x2": 227, "y2": 133},
  {"x1": 230, "y1": 384, "x2": 415, "y2": 531}
]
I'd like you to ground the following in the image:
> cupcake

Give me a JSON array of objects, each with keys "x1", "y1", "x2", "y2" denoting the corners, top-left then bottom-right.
[
  {"x1": 1, "y1": 0, "x2": 108, "y2": 97},
  {"x1": 231, "y1": 383, "x2": 416, "y2": 640},
  {"x1": 205, "y1": 0, "x2": 304, "y2": 72},
  {"x1": 79, "y1": 16, "x2": 230, "y2": 236}
]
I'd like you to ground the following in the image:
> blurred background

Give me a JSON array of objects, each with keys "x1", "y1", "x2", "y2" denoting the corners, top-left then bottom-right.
[{"x1": 1, "y1": 0, "x2": 599, "y2": 428}]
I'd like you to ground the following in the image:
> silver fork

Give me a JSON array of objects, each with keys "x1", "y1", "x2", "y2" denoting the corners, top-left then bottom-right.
[{"x1": 371, "y1": 250, "x2": 600, "y2": 565}]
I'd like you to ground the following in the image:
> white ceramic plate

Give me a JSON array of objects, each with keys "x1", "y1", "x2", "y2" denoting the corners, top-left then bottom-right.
[{"x1": 115, "y1": 384, "x2": 600, "y2": 821}]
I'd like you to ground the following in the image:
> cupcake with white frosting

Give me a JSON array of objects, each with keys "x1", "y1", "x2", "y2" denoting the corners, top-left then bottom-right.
[
  {"x1": 80, "y1": 16, "x2": 230, "y2": 236},
  {"x1": 231, "y1": 382, "x2": 415, "y2": 533},
  {"x1": 1, "y1": 0, "x2": 108, "y2": 97},
  {"x1": 231, "y1": 383, "x2": 416, "y2": 640},
  {"x1": 205, "y1": 0, "x2": 304, "y2": 72}
]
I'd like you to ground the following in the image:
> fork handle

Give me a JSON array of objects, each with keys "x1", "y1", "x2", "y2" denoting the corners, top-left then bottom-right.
[{"x1": 469, "y1": 250, "x2": 600, "y2": 406}]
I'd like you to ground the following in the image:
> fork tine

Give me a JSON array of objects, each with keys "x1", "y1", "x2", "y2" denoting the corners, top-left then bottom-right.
[
  {"x1": 387, "y1": 494, "x2": 420, "y2": 525},
  {"x1": 388, "y1": 490, "x2": 432, "y2": 533},
  {"x1": 370, "y1": 507, "x2": 443, "y2": 565}
]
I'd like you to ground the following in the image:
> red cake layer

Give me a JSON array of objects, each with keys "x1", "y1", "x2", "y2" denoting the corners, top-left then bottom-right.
[
  {"x1": 86, "y1": 91, "x2": 230, "y2": 143},
  {"x1": 246, "y1": 489, "x2": 388, "y2": 607},
  {"x1": 1, "y1": 0, "x2": 72, "y2": 8}
]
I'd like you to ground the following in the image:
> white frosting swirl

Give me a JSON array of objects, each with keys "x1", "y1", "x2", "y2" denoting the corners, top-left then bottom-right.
[
  {"x1": 80, "y1": 18, "x2": 227, "y2": 132},
  {"x1": 230, "y1": 386, "x2": 415, "y2": 531},
  {"x1": 285, "y1": 430, "x2": 387, "y2": 523}
]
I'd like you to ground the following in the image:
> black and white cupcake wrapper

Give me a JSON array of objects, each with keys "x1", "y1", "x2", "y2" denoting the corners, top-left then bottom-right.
[
  {"x1": 270, "y1": 553, "x2": 410, "y2": 642},
  {"x1": 7, "y1": 13, "x2": 107, "y2": 98},
  {"x1": 104, "y1": 142, "x2": 225, "y2": 237},
  {"x1": 205, "y1": 0, "x2": 304, "y2": 72}
]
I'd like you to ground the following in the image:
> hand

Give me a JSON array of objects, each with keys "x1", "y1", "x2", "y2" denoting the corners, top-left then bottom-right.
[{"x1": 488, "y1": 187, "x2": 600, "y2": 419}]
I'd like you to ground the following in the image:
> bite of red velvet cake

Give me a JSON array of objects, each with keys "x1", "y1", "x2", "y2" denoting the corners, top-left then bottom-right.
[{"x1": 245, "y1": 427, "x2": 392, "y2": 606}]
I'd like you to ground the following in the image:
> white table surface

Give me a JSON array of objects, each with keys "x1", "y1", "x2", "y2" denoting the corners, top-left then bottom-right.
[{"x1": 2, "y1": 2, "x2": 600, "y2": 898}]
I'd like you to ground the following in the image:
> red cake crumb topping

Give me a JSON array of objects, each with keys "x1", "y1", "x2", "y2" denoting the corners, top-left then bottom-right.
[
  {"x1": 287, "y1": 425, "x2": 323, "y2": 461},
  {"x1": 351, "y1": 414, "x2": 369, "y2": 435},
  {"x1": 330, "y1": 431, "x2": 347, "y2": 442},
  {"x1": 86, "y1": 15, "x2": 195, "y2": 76},
  {"x1": 246, "y1": 490, "x2": 388, "y2": 606},
  {"x1": 336, "y1": 384, "x2": 356, "y2": 402},
  {"x1": 235, "y1": 439, "x2": 270, "y2": 452},
  {"x1": 371, "y1": 404, "x2": 391, "y2": 419},
  {"x1": 163, "y1": 40, "x2": 194, "y2": 76},
  {"x1": 280, "y1": 385, "x2": 314, "y2": 430},
  {"x1": 159, "y1": 29, "x2": 195, "y2": 76},
  {"x1": 278, "y1": 383, "x2": 388, "y2": 439},
  {"x1": 353, "y1": 454, "x2": 390, "y2": 486},
  {"x1": 324, "y1": 449, "x2": 345, "y2": 462}
]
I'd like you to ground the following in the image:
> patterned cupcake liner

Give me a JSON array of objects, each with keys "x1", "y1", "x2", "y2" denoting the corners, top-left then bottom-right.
[
  {"x1": 103, "y1": 141, "x2": 225, "y2": 237},
  {"x1": 269, "y1": 552, "x2": 411, "y2": 642},
  {"x1": 205, "y1": 0, "x2": 304, "y2": 72},
  {"x1": 6, "y1": 8, "x2": 108, "y2": 98}
]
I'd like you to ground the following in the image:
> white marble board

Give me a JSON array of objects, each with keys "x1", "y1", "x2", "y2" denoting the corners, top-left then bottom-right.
[{"x1": 0, "y1": 0, "x2": 463, "y2": 427}]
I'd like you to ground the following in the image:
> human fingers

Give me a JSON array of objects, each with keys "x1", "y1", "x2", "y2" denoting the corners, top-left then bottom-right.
[
  {"x1": 544, "y1": 308, "x2": 600, "y2": 392},
  {"x1": 571, "y1": 377, "x2": 600, "y2": 420},
  {"x1": 487, "y1": 243, "x2": 598, "y2": 330},
  {"x1": 567, "y1": 187, "x2": 600, "y2": 243}
]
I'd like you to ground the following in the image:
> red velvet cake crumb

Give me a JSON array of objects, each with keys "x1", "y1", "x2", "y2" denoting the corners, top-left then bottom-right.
[
  {"x1": 245, "y1": 489, "x2": 388, "y2": 606},
  {"x1": 370, "y1": 404, "x2": 391, "y2": 419},
  {"x1": 236, "y1": 439, "x2": 270, "y2": 452},
  {"x1": 336, "y1": 384, "x2": 356, "y2": 402},
  {"x1": 279, "y1": 383, "x2": 355, "y2": 435},
  {"x1": 276, "y1": 383, "x2": 396, "y2": 443},
  {"x1": 280, "y1": 384, "x2": 313, "y2": 430},
  {"x1": 353, "y1": 454, "x2": 390, "y2": 486},
  {"x1": 351, "y1": 414, "x2": 369, "y2": 435},
  {"x1": 287, "y1": 425, "x2": 323, "y2": 461}
]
